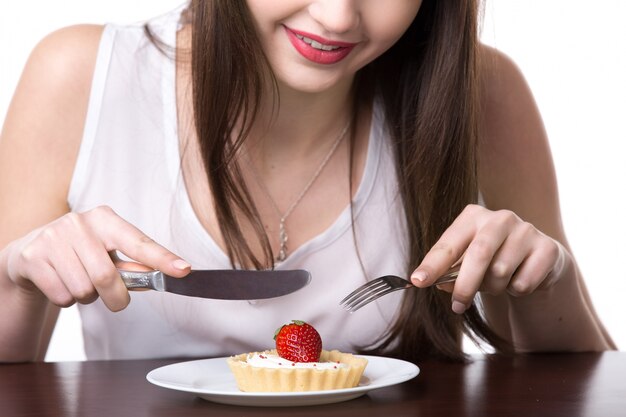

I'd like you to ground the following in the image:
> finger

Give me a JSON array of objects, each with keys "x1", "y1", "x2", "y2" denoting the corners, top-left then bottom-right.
[
  {"x1": 86, "y1": 206, "x2": 191, "y2": 276},
  {"x1": 113, "y1": 259, "x2": 154, "y2": 272},
  {"x1": 47, "y1": 244, "x2": 98, "y2": 305},
  {"x1": 540, "y1": 240, "x2": 565, "y2": 290},
  {"x1": 72, "y1": 236, "x2": 131, "y2": 312},
  {"x1": 109, "y1": 251, "x2": 152, "y2": 272},
  {"x1": 410, "y1": 212, "x2": 476, "y2": 286},
  {"x1": 507, "y1": 240, "x2": 560, "y2": 297},
  {"x1": 450, "y1": 220, "x2": 510, "y2": 314},
  {"x1": 51, "y1": 213, "x2": 130, "y2": 311},
  {"x1": 29, "y1": 262, "x2": 75, "y2": 308},
  {"x1": 480, "y1": 224, "x2": 535, "y2": 295}
]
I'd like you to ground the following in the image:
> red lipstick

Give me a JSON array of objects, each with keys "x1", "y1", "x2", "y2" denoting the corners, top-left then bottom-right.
[{"x1": 284, "y1": 26, "x2": 357, "y2": 65}]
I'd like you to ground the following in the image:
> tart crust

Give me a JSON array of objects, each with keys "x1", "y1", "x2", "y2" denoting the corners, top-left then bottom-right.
[{"x1": 227, "y1": 349, "x2": 368, "y2": 392}]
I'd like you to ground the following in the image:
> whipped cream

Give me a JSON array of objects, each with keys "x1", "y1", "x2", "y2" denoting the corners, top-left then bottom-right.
[{"x1": 246, "y1": 352, "x2": 347, "y2": 370}]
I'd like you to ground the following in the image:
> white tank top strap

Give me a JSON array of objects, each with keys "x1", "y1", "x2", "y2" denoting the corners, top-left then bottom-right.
[{"x1": 67, "y1": 25, "x2": 117, "y2": 207}]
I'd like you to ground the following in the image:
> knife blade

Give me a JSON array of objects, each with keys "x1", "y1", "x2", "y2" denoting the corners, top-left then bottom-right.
[{"x1": 118, "y1": 269, "x2": 311, "y2": 300}]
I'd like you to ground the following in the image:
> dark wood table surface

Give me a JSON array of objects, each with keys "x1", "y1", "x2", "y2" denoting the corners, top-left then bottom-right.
[{"x1": 1, "y1": 352, "x2": 625, "y2": 417}]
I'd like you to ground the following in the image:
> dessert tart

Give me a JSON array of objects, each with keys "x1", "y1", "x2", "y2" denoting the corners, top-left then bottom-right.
[
  {"x1": 227, "y1": 349, "x2": 367, "y2": 392},
  {"x1": 226, "y1": 321, "x2": 368, "y2": 392}
]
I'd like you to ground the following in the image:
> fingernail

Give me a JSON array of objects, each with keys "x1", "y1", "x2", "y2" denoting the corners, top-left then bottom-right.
[
  {"x1": 411, "y1": 271, "x2": 428, "y2": 283},
  {"x1": 173, "y1": 259, "x2": 191, "y2": 270},
  {"x1": 452, "y1": 300, "x2": 467, "y2": 314}
]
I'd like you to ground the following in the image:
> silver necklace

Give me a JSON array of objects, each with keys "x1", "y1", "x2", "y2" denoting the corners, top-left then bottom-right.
[{"x1": 246, "y1": 121, "x2": 350, "y2": 262}]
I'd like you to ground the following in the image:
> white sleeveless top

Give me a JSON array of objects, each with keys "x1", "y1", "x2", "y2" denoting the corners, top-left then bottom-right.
[{"x1": 68, "y1": 5, "x2": 410, "y2": 360}]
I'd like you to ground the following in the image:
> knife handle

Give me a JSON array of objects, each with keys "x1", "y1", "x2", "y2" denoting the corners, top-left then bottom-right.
[{"x1": 118, "y1": 269, "x2": 166, "y2": 291}]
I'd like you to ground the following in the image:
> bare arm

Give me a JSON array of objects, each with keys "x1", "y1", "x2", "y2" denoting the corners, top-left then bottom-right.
[
  {"x1": 0, "y1": 25, "x2": 102, "y2": 361},
  {"x1": 0, "y1": 25, "x2": 193, "y2": 362},
  {"x1": 476, "y1": 46, "x2": 614, "y2": 351},
  {"x1": 411, "y1": 45, "x2": 614, "y2": 352}
]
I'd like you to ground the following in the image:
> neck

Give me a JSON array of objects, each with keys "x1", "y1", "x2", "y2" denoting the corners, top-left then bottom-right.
[{"x1": 244, "y1": 77, "x2": 354, "y2": 163}]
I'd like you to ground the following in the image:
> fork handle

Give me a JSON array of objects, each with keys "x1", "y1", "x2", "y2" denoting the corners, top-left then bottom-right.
[{"x1": 432, "y1": 264, "x2": 461, "y2": 286}]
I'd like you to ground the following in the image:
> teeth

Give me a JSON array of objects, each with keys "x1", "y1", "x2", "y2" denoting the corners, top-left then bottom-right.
[{"x1": 295, "y1": 34, "x2": 341, "y2": 51}]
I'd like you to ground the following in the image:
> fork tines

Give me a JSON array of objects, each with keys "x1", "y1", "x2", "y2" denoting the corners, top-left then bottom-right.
[
  {"x1": 340, "y1": 278, "x2": 398, "y2": 313},
  {"x1": 341, "y1": 268, "x2": 459, "y2": 313}
]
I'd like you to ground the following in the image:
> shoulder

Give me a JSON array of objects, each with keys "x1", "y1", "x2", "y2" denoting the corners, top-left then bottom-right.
[
  {"x1": 0, "y1": 25, "x2": 104, "y2": 212},
  {"x1": 476, "y1": 44, "x2": 565, "y2": 237},
  {"x1": 35, "y1": 24, "x2": 104, "y2": 52},
  {"x1": 24, "y1": 25, "x2": 104, "y2": 103},
  {"x1": 477, "y1": 43, "x2": 548, "y2": 167},
  {"x1": 477, "y1": 44, "x2": 536, "y2": 119},
  {"x1": 477, "y1": 44, "x2": 546, "y2": 160},
  {"x1": 15, "y1": 24, "x2": 104, "y2": 137},
  {"x1": 13, "y1": 25, "x2": 104, "y2": 132},
  {"x1": 11, "y1": 24, "x2": 105, "y2": 164}
]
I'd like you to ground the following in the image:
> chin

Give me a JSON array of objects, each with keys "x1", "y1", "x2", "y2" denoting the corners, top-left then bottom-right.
[{"x1": 276, "y1": 70, "x2": 353, "y2": 96}]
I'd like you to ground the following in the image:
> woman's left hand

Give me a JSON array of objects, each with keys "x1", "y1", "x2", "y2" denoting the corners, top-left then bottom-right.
[{"x1": 410, "y1": 204, "x2": 565, "y2": 314}]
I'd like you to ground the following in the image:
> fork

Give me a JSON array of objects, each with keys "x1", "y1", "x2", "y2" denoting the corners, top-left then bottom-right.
[{"x1": 340, "y1": 265, "x2": 461, "y2": 313}]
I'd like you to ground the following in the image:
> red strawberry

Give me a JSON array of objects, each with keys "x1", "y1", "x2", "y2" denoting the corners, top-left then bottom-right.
[{"x1": 274, "y1": 320, "x2": 322, "y2": 363}]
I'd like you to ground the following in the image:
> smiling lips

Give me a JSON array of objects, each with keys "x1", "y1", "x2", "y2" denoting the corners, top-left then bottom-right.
[{"x1": 284, "y1": 26, "x2": 357, "y2": 65}]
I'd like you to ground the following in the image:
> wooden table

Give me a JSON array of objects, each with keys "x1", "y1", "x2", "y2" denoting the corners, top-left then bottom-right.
[{"x1": 1, "y1": 352, "x2": 624, "y2": 416}]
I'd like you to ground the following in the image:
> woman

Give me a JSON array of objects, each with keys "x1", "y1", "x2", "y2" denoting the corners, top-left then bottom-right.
[{"x1": 0, "y1": 0, "x2": 615, "y2": 362}]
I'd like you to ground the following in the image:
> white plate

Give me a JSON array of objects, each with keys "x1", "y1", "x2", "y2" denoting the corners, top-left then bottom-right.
[{"x1": 147, "y1": 355, "x2": 419, "y2": 407}]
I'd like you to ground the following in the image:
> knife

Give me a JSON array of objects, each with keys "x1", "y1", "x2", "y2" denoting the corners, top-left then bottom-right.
[{"x1": 118, "y1": 269, "x2": 311, "y2": 300}]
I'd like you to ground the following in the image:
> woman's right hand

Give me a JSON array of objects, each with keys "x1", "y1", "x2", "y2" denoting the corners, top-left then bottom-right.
[{"x1": 0, "y1": 205, "x2": 190, "y2": 312}]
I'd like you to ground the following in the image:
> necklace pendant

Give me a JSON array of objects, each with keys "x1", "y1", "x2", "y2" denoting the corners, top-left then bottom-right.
[{"x1": 277, "y1": 220, "x2": 288, "y2": 262}]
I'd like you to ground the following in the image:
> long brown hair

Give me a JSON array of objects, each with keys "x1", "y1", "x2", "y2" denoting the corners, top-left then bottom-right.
[
  {"x1": 357, "y1": 1, "x2": 511, "y2": 361},
  {"x1": 163, "y1": 0, "x2": 510, "y2": 362}
]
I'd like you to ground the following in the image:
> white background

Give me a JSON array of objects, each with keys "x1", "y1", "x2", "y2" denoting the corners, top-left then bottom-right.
[{"x1": 0, "y1": 1, "x2": 624, "y2": 361}]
